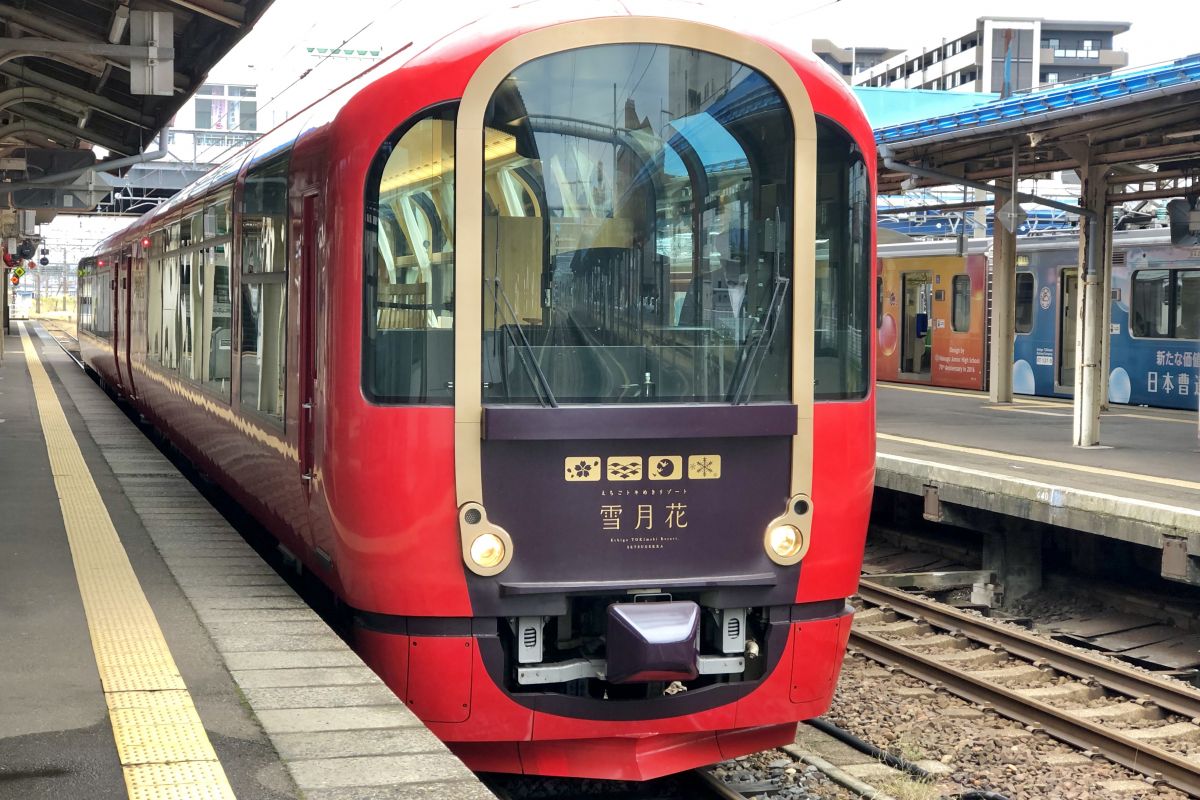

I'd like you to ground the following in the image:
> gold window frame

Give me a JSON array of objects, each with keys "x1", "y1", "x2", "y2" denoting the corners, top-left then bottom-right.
[{"x1": 453, "y1": 17, "x2": 817, "y2": 514}]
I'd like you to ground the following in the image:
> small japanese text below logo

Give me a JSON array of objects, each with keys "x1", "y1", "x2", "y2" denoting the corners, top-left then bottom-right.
[
  {"x1": 688, "y1": 454, "x2": 721, "y2": 480},
  {"x1": 607, "y1": 457, "x2": 643, "y2": 481},
  {"x1": 564, "y1": 457, "x2": 601, "y2": 482}
]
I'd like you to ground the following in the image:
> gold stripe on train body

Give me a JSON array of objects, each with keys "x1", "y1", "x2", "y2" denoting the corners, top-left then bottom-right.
[
  {"x1": 451, "y1": 17, "x2": 818, "y2": 562},
  {"x1": 130, "y1": 361, "x2": 298, "y2": 461},
  {"x1": 19, "y1": 325, "x2": 237, "y2": 800}
]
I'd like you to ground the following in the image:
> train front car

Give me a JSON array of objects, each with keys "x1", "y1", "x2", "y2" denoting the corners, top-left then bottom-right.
[{"x1": 339, "y1": 5, "x2": 876, "y2": 781}]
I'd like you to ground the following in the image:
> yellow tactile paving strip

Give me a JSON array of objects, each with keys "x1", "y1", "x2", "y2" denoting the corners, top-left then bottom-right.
[{"x1": 19, "y1": 325, "x2": 236, "y2": 800}]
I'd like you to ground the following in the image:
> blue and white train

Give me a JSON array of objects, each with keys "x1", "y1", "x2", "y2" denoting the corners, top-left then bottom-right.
[{"x1": 878, "y1": 229, "x2": 1200, "y2": 411}]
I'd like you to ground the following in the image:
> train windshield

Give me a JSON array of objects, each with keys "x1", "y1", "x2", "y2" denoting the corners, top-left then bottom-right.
[{"x1": 482, "y1": 44, "x2": 794, "y2": 404}]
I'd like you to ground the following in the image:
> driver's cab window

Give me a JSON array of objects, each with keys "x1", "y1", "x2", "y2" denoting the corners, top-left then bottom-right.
[{"x1": 363, "y1": 105, "x2": 457, "y2": 404}]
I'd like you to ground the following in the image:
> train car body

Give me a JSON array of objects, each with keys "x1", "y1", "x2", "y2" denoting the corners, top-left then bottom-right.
[
  {"x1": 78, "y1": 1, "x2": 876, "y2": 780},
  {"x1": 877, "y1": 230, "x2": 1200, "y2": 411},
  {"x1": 876, "y1": 244, "x2": 987, "y2": 390}
]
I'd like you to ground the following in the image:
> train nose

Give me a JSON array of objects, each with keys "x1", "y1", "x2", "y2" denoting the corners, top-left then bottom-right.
[{"x1": 605, "y1": 601, "x2": 700, "y2": 684}]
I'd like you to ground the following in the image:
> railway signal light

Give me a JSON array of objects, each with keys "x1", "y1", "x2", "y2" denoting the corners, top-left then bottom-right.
[
  {"x1": 10, "y1": 275, "x2": 18, "y2": 286},
  {"x1": 141, "y1": 236, "x2": 151, "y2": 249}
]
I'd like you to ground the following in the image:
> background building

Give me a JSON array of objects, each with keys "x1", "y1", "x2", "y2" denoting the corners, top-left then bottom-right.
[
  {"x1": 811, "y1": 40, "x2": 903, "y2": 80},
  {"x1": 849, "y1": 17, "x2": 1129, "y2": 93}
]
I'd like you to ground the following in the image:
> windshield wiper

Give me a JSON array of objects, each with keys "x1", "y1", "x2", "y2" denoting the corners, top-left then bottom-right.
[
  {"x1": 727, "y1": 273, "x2": 789, "y2": 405},
  {"x1": 486, "y1": 276, "x2": 558, "y2": 408}
]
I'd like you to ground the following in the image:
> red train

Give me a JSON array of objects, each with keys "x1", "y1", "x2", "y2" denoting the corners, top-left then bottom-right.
[{"x1": 78, "y1": 1, "x2": 875, "y2": 780}]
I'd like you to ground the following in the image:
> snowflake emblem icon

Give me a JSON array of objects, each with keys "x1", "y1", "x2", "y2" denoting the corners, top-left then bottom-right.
[{"x1": 687, "y1": 454, "x2": 722, "y2": 480}]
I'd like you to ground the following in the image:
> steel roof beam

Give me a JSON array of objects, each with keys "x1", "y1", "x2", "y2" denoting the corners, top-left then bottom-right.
[
  {"x1": 0, "y1": 7, "x2": 188, "y2": 89},
  {"x1": 0, "y1": 86, "x2": 89, "y2": 117},
  {"x1": 0, "y1": 63, "x2": 155, "y2": 129},
  {"x1": 0, "y1": 38, "x2": 174, "y2": 62},
  {"x1": 14, "y1": 104, "x2": 131, "y2": 154},
  {"x1": 878, "y1": 144, "x2": 1094, "y2": 219},
  {"x1": 160, "y1": 0, "x2": 245, "y2": 28},
  {"x1": 0, "y1": 119, "x2": 78, "y2": 148}
]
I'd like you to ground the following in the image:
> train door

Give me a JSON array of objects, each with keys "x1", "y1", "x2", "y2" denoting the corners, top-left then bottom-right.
[
  {"x1": 116, "y1": 247, "x2": 135, "y2": 398},
  {"x1": 1058, "y1": 268, "x2": 1078, "y2": 390},
  {"x1": 111, "y1": 249, "x2": 126, "y2": 392},
  {"x1": 901, "y1": 271, "x2": 932, "y2": 379},
  {"x1": 298, "y1": 193, "x2": 318, "y2": 494}
]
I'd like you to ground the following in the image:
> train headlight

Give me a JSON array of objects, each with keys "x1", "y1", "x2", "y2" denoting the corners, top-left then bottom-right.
[
  {"x1": 469, "y1": 532, "x2": 506, "y2": 569},
  {"x1": 459, "y1": 503, "x2": 513, "y2": 576},
  {"x1": 767, "y1": 524, "x2": 803, "y2": 559},
  {"x1": 763, "y1": 494, "x2": 813, "y2": 566}
]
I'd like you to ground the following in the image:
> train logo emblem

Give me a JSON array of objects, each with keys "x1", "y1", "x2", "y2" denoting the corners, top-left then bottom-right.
[
  {"x1": 687, "y1": 455, "x2": 721, "y2": 480},
  {"x1": 648, "y1": 456, "x2": 682, "y2": 481},
  {"x1": 1039, "y1": 286, "x2": 1052, "y2": 310},
  {"x1": 564, "y1": 457, "x2": 601, "y2": 482},
  {"x1": 607, "y1": 457, "x2": 643, "y2": 481}
]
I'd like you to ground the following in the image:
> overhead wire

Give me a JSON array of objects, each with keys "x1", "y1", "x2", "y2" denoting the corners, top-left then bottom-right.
[{"x1": 198, "y1": 0, "x2": 409, "y2": 164}]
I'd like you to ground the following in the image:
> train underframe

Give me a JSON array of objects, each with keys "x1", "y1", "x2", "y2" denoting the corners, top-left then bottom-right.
[{"x1": 356, "y1": 598, "x2": 853, "y2": 779}]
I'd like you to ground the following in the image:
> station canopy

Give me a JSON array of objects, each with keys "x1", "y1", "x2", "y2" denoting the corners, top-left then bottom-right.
[
  {"x1": 0, "y1": 0, "x2": 274, "y2": 189},
  {"x1": 875, "y1": 54, "x2": 1200, "y2": 205}
]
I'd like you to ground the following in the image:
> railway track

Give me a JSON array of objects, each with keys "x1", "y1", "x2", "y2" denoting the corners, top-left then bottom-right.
[
  {"x1": 37, "y1": 319, "x2": 83, "y2": 368},
  {"x1": 854, "y1": 579, "x2": 1200, "y2": 797}
]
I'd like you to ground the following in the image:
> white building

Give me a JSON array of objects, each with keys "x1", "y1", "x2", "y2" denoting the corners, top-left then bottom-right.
[{"x1": 852, "y1": 17, "x2": 1130, "y2": 94}]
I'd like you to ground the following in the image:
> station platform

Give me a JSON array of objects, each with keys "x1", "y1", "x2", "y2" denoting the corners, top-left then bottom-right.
[
  {"x1": 0, "y1": 322, "x2": 492, "y2": 799},
  {"x1": 875, "y1": 382, "x2": 1200, "y2": 583}
]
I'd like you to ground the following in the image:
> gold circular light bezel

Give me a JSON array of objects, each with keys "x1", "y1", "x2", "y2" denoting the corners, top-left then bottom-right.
[
  {"x1": 763, "y1": 494, "x2": 813, "y2": 566},
  {"x1": 458, "y1": 503, "x2": 514, "y2": 576}
]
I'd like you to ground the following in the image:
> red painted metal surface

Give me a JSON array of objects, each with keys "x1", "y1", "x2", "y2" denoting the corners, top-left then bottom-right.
[{"x1": 78, "y1": 0, "x2": 875, "y2": 779}]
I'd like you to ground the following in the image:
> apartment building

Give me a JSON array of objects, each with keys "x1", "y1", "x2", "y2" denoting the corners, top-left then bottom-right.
[{"x1": 848, "y1": 17, "x2": 1129, "y2": 93}]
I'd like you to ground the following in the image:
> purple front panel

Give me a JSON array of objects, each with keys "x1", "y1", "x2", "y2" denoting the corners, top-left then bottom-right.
[{"x1": 471, "y1": 435, "x2": 796, "y2": 615}]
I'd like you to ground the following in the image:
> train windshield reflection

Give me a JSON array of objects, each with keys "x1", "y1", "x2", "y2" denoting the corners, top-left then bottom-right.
[{"x1": 482, "y1": 44, "x2": 794, "y2": 404}]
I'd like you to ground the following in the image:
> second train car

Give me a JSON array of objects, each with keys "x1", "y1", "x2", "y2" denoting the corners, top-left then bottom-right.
[
  {"x1": 877, "y1": 229, "x2": 1200, "y2": 411},
  {"x1": 76, "y1": 0, "x2": 876, "y2": 782}
]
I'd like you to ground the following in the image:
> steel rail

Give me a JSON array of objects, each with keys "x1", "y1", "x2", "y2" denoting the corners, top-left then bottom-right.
[
  {"x1": 39, "y1": 322, "x2": 84, "y2": 369},
  {"x1": 850, "y1": 628, "x2": 1200, "y2": 797},
  {"x1": 858, "y1": 580, "x2": 1200, "y2": 720},
  {"x1": 689, "y1": 769, "x2": 753, "y2": 800}
]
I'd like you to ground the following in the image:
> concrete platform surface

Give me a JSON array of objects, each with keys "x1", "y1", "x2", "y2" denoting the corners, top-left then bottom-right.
[
  {"x1": 0, "y1": 322, "x2": 493, "y2": 800},
  {"x1": 876, "y1": 383, "x2": 1200, "y2": 558}
]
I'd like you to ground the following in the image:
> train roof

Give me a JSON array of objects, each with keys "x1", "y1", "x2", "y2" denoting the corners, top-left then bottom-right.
[
  {"x1": 94, "y1": 0, "x2": 867, "y2": 255},
  {"x1": 878, "y1": 228, "x2": 1172, "y2": 258}
]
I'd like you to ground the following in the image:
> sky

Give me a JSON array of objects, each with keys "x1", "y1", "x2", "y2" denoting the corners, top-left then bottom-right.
[
  {"x1": 216, "y1": 0, "x2": 1197, "y2": 81},
  {"x1": 196, "y1": 0, "x2": 1198, "y2": 132}
]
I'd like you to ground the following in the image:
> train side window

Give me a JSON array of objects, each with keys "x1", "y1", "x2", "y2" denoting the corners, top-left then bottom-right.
[
  {"x1": 1176, "y1": 270, "x2": 1200, "y2": 340},
  {"x1": 815, "y1": 119, "x2": 870, "y2": 401},
  {"x1": 363, "y1": 105, "x2": 456, "y2": 404},
  {"x1": 1131, "y1": 270, "x2": 1171, "y2": 338},
  {"x1": 239, "y1": 153, "x2": 290, "y2": 424},
  {"x1": 179, "y1": 213, "x2": 201, "y2": 380},
  {"x1": 202, "y1": 191, "x2": 234, "y2": 398},
  {"x1": 161, "y1": 253, "x2": 180, "y2": 369},
  {"x1": 1014, "y1": 272, "x2": 1034, "y2": 334},
  {"x1": 93, "y1": 257, "x2": 113, "y2": 341},
  {"x1": 876, "y1": 276, "x2": 884, "y2": 329},
  {"x1": 78, "y1": 259, "x2": 94, "y2": 334},
  {"x1": 951, "y1": 274, "x2": 971, "y2": 332}
]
